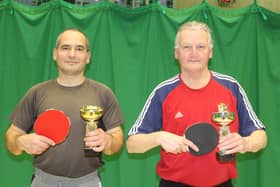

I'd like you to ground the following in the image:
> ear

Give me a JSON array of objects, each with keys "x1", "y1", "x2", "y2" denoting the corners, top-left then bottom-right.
[
  {"x1": 174, "y1": 48, "x2": 179, "y2": 60},
  {"x1": 86, "y1": 51, "x2": 91, "y2": 64},
  {"x1": 53, "y1": 48, "x2": 57, "y2": 61},
  {"x1": 209, "y1": 48, "x2": 213, "y2": 59}
]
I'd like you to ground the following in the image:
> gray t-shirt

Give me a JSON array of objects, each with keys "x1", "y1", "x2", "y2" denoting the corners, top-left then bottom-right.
[{"x1": 10, "y1": 79, "x2": 124, "y2": 178}]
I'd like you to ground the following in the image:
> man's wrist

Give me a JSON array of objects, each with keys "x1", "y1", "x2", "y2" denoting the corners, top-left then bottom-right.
[{"x1": 15, "y1": 135, "x2": 24, "y2": 154}]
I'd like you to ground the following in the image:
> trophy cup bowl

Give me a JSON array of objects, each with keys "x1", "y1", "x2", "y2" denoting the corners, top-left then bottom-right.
[
  {"x1": 80, "y1": 105, "x2": 103, "y2": 157},
  {"x1": 212, "y1": 103, "x2": 235, "y2": 162}
]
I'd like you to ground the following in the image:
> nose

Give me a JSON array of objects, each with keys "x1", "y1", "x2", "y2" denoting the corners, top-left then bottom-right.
[
  {"x1": 190, "y1": 46, "x2": 198, "y2": 56},
  {"x1": 68, "y1": 48, "x2": 76, "y2": 57}
]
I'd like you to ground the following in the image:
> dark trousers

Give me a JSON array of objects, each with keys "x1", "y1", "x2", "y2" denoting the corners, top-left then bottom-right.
[{"x1": 159, "y1": 179, "x2": 233, "y2": 187}]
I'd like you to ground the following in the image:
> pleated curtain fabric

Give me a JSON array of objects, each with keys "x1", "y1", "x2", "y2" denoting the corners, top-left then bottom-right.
[{"x1": 0, "y1": 1, "x2": 279, "y2": 186}]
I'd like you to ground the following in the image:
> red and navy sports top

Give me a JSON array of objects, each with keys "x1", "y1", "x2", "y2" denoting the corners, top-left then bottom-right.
[{"x1": 128, "y1": 71, "x2": 265, "y2": 186}]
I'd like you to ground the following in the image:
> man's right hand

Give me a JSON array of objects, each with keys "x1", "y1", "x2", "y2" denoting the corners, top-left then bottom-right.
[
  {"x1": 16, "y1": 133, "x2": 55, "y2": 155},
  {"x1": 157, "y1": 131, "x2": 199, "y2": 154},
  {"x1": 5, "y1": 124, "x2": 55, "y2": 155}
]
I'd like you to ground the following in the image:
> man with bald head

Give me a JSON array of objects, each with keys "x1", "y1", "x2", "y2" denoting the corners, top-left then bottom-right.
[{"x1": 5, "y1": 29, "x2": 124, "y2": 187}]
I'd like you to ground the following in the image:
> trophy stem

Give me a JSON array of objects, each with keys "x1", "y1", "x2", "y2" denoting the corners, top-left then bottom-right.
[
  {"x1": 86, "y1": 120, "x2": 97, "y2": 133},
  {"x1": 220, "y1": 125, "x2": 230, "y2": 137}
]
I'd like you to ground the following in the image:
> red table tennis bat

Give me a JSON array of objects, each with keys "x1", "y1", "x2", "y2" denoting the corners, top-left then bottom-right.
[
  {"x1": 34, "y1": 109, "x2": 70, "y2": 144},
  {"x1": 185, "y1": 122, "x2": 218, "y2": 156}
]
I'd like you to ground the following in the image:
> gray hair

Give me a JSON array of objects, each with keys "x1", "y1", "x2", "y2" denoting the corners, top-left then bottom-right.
[{"x1": 174, "y1": 21, "x2": 214, "y2": 49}]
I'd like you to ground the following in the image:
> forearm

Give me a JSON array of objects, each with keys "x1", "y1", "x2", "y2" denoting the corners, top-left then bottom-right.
[
  {"x1": 243, "y1": 130, "x2": 267, "y2": 153},
  {"x1": 127, "y1": 132, "x2": 162, "y2": 153},
  {"x1": 103, "y1": 127, "x2": 124, "y2": 155},
  {"x1": 5, "y1": 125, "x2": 25, "y2": 155}
]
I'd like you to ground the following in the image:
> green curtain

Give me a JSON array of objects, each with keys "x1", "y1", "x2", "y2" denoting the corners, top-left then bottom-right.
[{"x1": 0, "y1": 0, "x2": 279, "y2": 186}]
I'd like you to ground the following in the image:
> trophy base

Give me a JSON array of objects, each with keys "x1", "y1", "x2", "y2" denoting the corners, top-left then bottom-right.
[
  {"x1": 216, "y1": 151, "x2": 235, "y2": 162},
  {"x1": 84, "y1": 148, "x2": 101, "y2": 157}
]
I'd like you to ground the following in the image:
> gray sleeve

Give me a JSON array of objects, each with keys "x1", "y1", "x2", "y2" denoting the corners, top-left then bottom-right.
[
  {"x1": 9, "y1": 86, "x2": 38, "y2": 132},
  {"x1": 101, "y1": 87, "x2": 124, "y2": 130}
]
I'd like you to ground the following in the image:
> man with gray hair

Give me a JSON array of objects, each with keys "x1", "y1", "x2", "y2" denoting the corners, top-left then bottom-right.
[{"x1": 127, "y1": 21, "x2": 267, "y2": 187}]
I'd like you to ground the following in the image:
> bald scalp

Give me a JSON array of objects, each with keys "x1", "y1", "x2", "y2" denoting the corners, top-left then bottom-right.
[{"x1": 55, "y1": 29, "x2": 90, "y2": 51}]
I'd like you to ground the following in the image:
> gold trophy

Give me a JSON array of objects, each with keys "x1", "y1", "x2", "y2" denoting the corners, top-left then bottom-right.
[
  {"x1": 212, "y1": 103, "x2": 235, "y2": 162},
  {"x1": 80, "y1": 105, "x2": 103, "y2": 157}
]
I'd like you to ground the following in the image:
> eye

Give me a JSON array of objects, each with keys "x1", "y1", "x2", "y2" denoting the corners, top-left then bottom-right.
[
  {"x1": 61, "y1": 46, "x2": 71, "y2": 51},
  {"x1": 197, "y1": 45, "x2": 207, "y2": 50},
  {"x1": 182, "y1": 45, "x2": 192, "y2": 50},
  {"x1": 75, "y1": 46, "x2": 85, "y2": 52}
]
